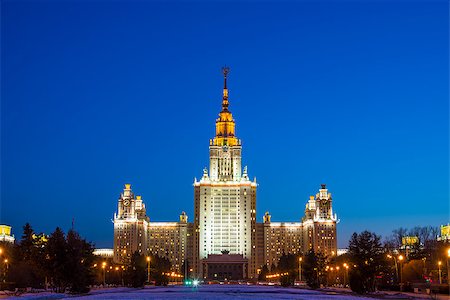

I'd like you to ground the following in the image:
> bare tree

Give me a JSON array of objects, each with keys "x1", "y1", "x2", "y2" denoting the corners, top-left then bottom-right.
[{"x1": 391, "y1": 227, "x2": 408, "y2": 248}]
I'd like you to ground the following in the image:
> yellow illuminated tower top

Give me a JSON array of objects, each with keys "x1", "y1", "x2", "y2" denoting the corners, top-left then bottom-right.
[{"x1": 212, "y1": 67, "x2": 239, "y2": 147}]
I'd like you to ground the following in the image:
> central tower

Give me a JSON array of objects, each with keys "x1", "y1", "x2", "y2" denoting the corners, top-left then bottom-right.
[
  {"x1": 209, "y1": 67, "x2": 242, "y2": 181},
  {"x1": 193, "y1": 68, "x2": 258, "y2": 279}
]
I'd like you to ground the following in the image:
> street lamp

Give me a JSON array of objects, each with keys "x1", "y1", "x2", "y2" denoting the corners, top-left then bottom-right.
[
  {"x1": 387, "y1": 254, "x2": 399, "y2": 284},
  {"x1": 146, "y1": 256, "x2": 151, "y2": 284},
  {"x1": 438, "y1": 261, "x2": 442, "y2": 284},
  {"x1": 122, "y1": 265, "x2": 125, "y2": 286},
  {"x1": 398, "y1": 255, "x2": 404, "y2": 291},
  {"x1": 330, "y1": 267, "x2": 334, "y2": 285},
  {"x1": 343, "y1": 263, "x2": 348, "y2": 287},
  {"x1": 447, "y1": 248, "x2": 450, "y2": 296},
  {"x1": 102, "y1": 262, "x2": 107, "y2": 286},
  {"x1": 3, "y1": 258, "x2": 8, "y2": 283},
  {"x1": 299, "y1": 257, "x2": 303, "y2": 282}
]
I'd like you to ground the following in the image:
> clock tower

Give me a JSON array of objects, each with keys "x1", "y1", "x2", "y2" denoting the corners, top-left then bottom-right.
[{"x1": 113, "y1": 184, "x2": 149, "y2": 263}]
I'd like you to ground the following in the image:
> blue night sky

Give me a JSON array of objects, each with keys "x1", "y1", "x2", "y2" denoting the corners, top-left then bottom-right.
[{"x1": 2, "y1": 1, "x2": 448, "y2": 248}]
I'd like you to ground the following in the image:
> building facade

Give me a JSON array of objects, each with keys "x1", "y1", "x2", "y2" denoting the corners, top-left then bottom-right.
[
  {"x1": 0, "y1": 225, "x2": 15, "y2": 244},
  {"x1": 113, "y1": 184, "x2": 191, "y2": 270},
  {"x1": 112, "y1": 68, "x2": 338, "y2": 279}
]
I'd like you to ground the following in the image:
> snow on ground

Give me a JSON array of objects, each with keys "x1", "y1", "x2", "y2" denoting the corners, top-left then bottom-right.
[{"x1": 7, "y1": 285, "x2": 377, "y2": 300}]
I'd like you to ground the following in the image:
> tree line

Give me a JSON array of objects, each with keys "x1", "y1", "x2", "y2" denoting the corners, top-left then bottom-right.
[
  {"x1": 0, "y1": 223, "x2": 173, "y2": 294},
  {"x1": 1, "y1": 223, "x2": 446, "y2": 295},
  {"x1": 3, "y1": 223, "x2": 94, "y2": 293}
]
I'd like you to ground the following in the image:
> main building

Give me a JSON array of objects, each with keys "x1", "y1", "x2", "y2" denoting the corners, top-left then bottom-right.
[{"x1": 113, "y1": 68, "x2": 338, "y2": 280}]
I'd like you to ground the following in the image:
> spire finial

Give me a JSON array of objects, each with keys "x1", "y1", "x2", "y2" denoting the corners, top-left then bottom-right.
[
  {"x1": 221, "y1": 66, "x2": 230, "y2": 110},
  {"x1": 222, "y1": 66, "x2": 230, "y2": 88}
]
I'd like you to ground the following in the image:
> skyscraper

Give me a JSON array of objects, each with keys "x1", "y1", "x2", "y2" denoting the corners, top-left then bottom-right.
[{"x1": 193, "y1": 67, "x2": 257, "y2": 278}]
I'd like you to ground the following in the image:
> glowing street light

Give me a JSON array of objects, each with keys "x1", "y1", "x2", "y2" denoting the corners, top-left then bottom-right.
[
  {"x1": 299, "y1": 257, "x2": 303, "y2": 282},
  {"x1": 438, "y1": 261, "x2": 442, "y2": 284},
  {"x1": 398, "y1": 255, "x2": 404, "y2": 291},
  {"x1": 343, "y1": 263, "x2": 349, "y2": 287},
  {"x1": 102, "y1": 262, "x2": 107, "y2": 286}
]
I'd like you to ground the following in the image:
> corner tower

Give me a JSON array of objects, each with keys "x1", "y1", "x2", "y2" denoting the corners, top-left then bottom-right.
[
  {"x1": 193, "y1": 68, "x2": 258, "y2": 279},
  {"x1": 113, "y1": 184, "x2": 150, "y2": 264},
  {"x1": 302, "y1": 184, "x2": 338, "y2": 257}
]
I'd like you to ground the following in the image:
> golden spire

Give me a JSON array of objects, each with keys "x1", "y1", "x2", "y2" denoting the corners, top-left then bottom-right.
[
  {"x1": 222, "y1": 66, "x2": 230, "y2": 111},
  {"x1": 212, "y1": 67, "x2": 238, "y2": 147}
]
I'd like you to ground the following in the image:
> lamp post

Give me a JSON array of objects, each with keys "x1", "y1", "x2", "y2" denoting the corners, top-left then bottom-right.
[
  {"x1": 437, "y1": 261, "x2": 442, "y2": 284},
  {"x1": 330, "y1": 267, "x2": 335, "y2": 285},
  {"x1": 387, "y1": 254, "x2": 398, "y2": 284},
  {"x1": 343, "y1": 263, "x2": 348, "y2": 287},
  {"x1": 299, "y1": 257, "x2": 303, "y2": 282},
  {"x1": 398, "y1": 255, "x2": 404, "y2": 292},
  {"x1": 3, "y1": 259, "x2": 8, "y2": 283},
  {"x1": 147, "y1": 256, "x2": 151, "y2": 284},
  {"x1": 121, "y1": 266, "x2": 125, "y2": 286},
  {"x1": 422, "y1": 257, "x2": 426, "y2": 279},
  {"x1": 102, "y1": 262, "x2": 106, "y2": 286},
  {"x1": 447, "y1": 248, "x2": 450, "y2": 296}
]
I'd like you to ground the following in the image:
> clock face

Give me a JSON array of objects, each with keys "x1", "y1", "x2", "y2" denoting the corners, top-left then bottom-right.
[
  {"x1": 222, "y1": 145, "x2": 229, "y2": 152},
  {"x1": 123, "y1": 200, "x2": 130, "y2": 207}
]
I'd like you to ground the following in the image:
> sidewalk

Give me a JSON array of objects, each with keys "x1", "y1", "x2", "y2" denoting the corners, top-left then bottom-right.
[{"x1": 324, "y1": 286, "x2": 449, "y2": 300}]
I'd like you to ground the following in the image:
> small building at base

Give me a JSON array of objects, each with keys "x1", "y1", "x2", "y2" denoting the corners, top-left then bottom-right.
[{"x1": 202, "y1": 252, "x2": 248, "y2": 280}]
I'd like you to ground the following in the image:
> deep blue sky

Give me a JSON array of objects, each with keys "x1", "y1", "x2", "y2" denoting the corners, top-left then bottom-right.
[{"x1": 2, "y1": 1, "x2": 448, "y2": 248}]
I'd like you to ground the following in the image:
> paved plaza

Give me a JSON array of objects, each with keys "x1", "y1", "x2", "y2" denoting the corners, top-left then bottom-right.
[{"x1": 6, "y1": 285, "x2": 446, "y2": 300}]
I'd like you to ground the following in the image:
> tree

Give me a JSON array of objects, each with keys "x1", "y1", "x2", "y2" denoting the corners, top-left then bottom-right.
[
  {"x1": 316, "y1": 252, "x2": 327, "y2": 286},
  {"x1": 46, "y1": 227, "x2": 68, "y2": 292},
  {"x1": 124, "y1": 252, "x2": 147, "y2": 287},
  {"x1": 391, "y1": 228, "x2": 408, "y2": 249},
  {"x1": 19, "y1": 223, "x2": 34, "y2": 260},
  {"x1": 402, "y1": 260, "x2": 424, "y2": 283},
  {"x1": 65, "y1": 229, "x2": 94, "y2": 293},
  {"x1": 258, "y1": 264, "x2": 269, "y2": 281},
  {"x1": 278, "y1": 252, "x2": 297, "y2": 287},
  {"x1": 303, "y1": 250, "x2": 326, "y2": 289},
  {"x1": 6, "y1": 225, "x2": 94, "y2": 293},
  {"x1": 8, "y1": 223, "x2": 46, "y2": 288},
  {"x1": 150, "y1": 254, "x2": 171, "y2": 286},
  {"x1": 270, "y1": 262, "x2": 277, "y2": 274},
  {"x1": 348, "y1": 231, "x2": 385, "y2": 294}
]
